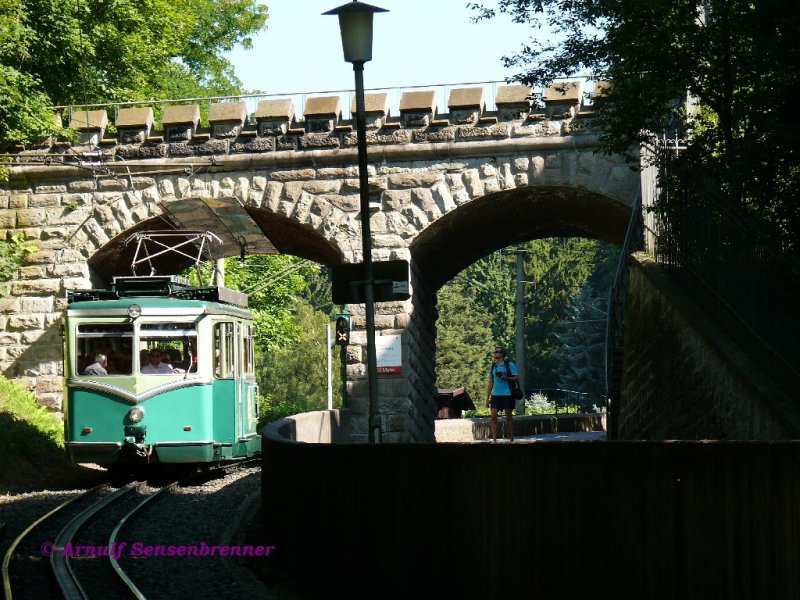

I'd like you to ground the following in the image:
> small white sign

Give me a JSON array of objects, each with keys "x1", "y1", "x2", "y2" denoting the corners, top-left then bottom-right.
[
  {"x1": 376, "y1": 334, "x2": 402, "y2": 374},
  {"x1": 392, "y1": 280, "x2": 409, "y2": 295}
]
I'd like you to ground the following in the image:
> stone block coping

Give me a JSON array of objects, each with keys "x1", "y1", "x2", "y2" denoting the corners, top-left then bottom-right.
[
  {"x1": 255, "y1": 99, "x2": 295, "y2": 121},
  {"x1": 304, "y1": 96, "x2": 342, "y2": 119},
  {"x1": 495, "y1": 84, "x2": 533, "y2": 106},
  {"x1": 69, "y1": 110, "x2": 108, "y2": 131},
  {"x1": 209, "y1": 101, "x2": 247, "y2": 125},
  {"x1": 543, "y1": 81, "x2": 582, "y2": 105},
  {"x1": 448, "y1": 87, "x2": 485, "y2": 110},
  {"x1": 349, "y1": 92, "x2": 390, "y2": 115},
  {"x1": 116, "y1": 107, "x2": 154, "y2": 129},
  {"x1": 399, "y1": 90, "x2": 436, "y2": 114},
  {"x1": 161, "y1": 104, "x2": 201, "y2": 127}
]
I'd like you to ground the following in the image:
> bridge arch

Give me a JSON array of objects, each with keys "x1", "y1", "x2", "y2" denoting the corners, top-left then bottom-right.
[
  {"x1": 412, "y1": 185, "x2": 632, "y2": 291},
  {"x1": 85, "y1": 205, "x2": 344, "y2": 284},
  {"x1": 402, "y1": 184, "x2": 633, "y2": 441}
]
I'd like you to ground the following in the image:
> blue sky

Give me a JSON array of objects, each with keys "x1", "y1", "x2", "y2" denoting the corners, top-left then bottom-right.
[{"x1": 224, "y1": 0, "x2": 534, "y2": 96}]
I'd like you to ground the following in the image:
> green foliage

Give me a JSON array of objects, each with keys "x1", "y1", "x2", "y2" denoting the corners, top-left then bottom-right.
[
  {"x1": 434, "y1": 283, "x2": 496, "y2": 400},
  {"x1": 470, "y1": 0, "x2": 800, "y2": 251},
  {"x1": 185, "y1": 256, "x2": 342, "y2": 428},
  {"x1": 0, "y1": 0, "x2": 268, "y2": 144},
  {"x1": 258, "y1": 396, "x2": 313, "y2": 427},
  {"x1": 521, "y1": 238, "x2": 618, "y2": 391},
  {"x1": 0, "y1": 233, "x2": 37, "y2": 282},
  {"x1": 186, "y1": 255, "x2": 315, "y2": 354},
  {"x1": 525, "y1": 392, "x2": 556, "y2": 415},
  {"x1": 554, "y1": 285, "x2": 607, "y2": 408},
  {"x1": 0, "y1": 375, "x2": 64, "y2": 449},
  {"x1": 436, "y1": 238, "x2": 619, "y2": 407},
  {"x1": 256, "y1": 300, "x2": 343, "y2": 428},
  {"x1": 456, "y1": 250, "x2": 515, "y2": 349}
]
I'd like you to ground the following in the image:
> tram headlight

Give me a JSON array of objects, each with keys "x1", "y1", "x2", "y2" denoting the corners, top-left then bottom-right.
[
  {"x1": 128, "y1": 406, "x2": 145, "y2": 423},
  {"x1": 127, "y1": 304, "x2": 142, "y2": 319}
]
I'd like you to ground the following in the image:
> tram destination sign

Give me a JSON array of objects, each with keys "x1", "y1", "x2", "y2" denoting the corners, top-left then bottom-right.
[{"x1": 331, "y1": 260, "x2": 410, "y2": 304}]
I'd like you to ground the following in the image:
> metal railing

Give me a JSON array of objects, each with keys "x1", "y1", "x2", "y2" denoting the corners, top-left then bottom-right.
[
  {"x1": 604, "y1": 190, "x2": 644, "y2": 433},
  {"x1": 652, "y1": 151, "x2": 800, "y2": 398}
]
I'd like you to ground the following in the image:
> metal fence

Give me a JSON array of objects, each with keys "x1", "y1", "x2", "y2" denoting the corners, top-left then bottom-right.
[{"x1": 652, "y1": 147, "x2": 800, "y2": 398}]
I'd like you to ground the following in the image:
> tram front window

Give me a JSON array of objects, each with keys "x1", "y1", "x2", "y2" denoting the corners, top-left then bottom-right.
[
  {"x1": 139, "y1": 323, "x2": 197, "y2": 374},
  {"x1": 75, "y1": 324, "x2": 133, "y2": 375}
]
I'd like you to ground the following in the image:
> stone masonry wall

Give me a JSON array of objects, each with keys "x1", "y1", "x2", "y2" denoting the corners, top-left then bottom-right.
[{"x1": 619, "y1": 253, "x2": 800, "y2": 439}]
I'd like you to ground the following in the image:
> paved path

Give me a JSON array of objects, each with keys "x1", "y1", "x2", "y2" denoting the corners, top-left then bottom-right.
[{"x1": 480, "y1": 431, "x2": 608, "y2": 443}]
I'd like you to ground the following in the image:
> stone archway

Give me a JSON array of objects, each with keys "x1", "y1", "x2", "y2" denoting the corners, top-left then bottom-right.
[{"x1": 401, "y1": 185, "x2": 634, "y2": 442}]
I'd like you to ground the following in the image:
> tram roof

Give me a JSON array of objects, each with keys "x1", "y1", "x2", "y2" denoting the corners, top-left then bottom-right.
[
  {"x1": 66, "y1": 276, "x2": 250, "y2": 318},
  {"x1": 66, "y1": 297, "x2": 253, "y2": 319}
]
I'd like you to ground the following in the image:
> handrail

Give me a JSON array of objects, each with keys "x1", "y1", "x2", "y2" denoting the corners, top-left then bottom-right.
[{"x1": 604, "y1": 190, "x2": 644, "y2": 432}]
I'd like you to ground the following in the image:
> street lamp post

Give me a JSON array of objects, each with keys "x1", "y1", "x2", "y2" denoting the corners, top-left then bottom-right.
[{"x1": 324, "y1": 1, "x2": 388, "y2": 444}]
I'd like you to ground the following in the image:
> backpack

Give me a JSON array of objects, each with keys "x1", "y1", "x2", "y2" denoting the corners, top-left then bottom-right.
[{"x1": 492, "y1": 358, "x2": 523, "y2": 400}]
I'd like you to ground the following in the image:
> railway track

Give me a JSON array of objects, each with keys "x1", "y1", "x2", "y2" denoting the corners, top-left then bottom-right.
[
  {"x1": 2, "y1": 476, "x2": 166, "y2": 600},
  {"x1": 2, "y1": 459, "x2": 261, "y2": 600}
]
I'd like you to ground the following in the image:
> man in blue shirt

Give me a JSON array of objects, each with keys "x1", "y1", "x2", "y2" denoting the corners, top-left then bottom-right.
[{"x1": 485, "y1": 346, "x2": 519, "y2": 442}]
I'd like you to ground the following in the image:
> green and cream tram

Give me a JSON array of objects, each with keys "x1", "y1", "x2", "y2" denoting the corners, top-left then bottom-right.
[{"x1": 63, "y1": 276, "x2": 260, "y2": 466}]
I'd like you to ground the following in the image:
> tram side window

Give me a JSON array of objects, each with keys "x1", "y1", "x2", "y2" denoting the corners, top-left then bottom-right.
[
  {"x1": 242, "y1": 325, "x2": 255, "y2": 375},
  {"x1": 139, "y1": 323, "x2": 198, "y2": 375},
  {"x1": 75, "y1": 324, "x2": 133, "y2": 375},
  {"x1": 214, "y1": 322, "x2": 235, "y2": 379}
]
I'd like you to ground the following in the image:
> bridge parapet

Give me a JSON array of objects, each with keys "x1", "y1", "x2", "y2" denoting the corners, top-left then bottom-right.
[{"x1": 7, "y1": 82, "x2": 599, "y2": 163}]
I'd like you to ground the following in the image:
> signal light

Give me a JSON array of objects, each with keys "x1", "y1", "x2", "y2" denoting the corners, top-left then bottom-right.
[{"x1": 334, "y1": 313, "x2": 350, "y2": 346}]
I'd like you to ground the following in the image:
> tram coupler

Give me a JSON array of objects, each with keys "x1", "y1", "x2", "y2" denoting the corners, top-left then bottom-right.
[{"x1": 121, "y1": 437, "x2": 150, "y2": 459}]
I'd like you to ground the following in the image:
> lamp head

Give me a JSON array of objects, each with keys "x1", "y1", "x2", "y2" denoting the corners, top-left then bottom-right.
[{"x1": 323, "y1": 1, "x2": 388, "y2": 64}]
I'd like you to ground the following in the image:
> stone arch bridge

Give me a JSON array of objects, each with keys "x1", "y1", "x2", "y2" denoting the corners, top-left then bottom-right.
[{"x1": 0, "y1": 82, "x2": 640, "y2": 442}]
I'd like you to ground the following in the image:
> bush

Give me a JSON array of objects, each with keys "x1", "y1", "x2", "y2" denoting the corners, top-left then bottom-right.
[
  {"x1": 0, "y1": 376, "x2": 64, "y2": 467},
  {"x1": 525, "y1": 392, "x2": 555, "y2": 415},
  {"x1": 0, "y1": 233, "x2": 37, "y2": 283},
  {"x1": 257, "y1": 395, "x2": 318, "y2": 430}
]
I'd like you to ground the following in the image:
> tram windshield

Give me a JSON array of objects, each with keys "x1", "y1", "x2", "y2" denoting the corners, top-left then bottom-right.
[
  {"x1": 76, "y1": 324, "x2": 134, "y2": 375},
  {"x1": 139, "y1": 323, "x2": 198, "y2": 374}
]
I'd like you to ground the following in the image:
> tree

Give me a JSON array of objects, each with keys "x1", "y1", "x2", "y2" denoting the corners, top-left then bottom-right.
[
  {"x1": 522, "y1": 238, "x2": 613, "y2": 390},
  {"x1": 470, "y1": 0, "x2": 800, "y2": 250},
  {"x1": 257, "y1": 300, "x2": 343, "y2": 424},
  {"x1": 456, "y1": 250, "x2": 516, "y2": 349},
  {"x1": 187, "y1": 254, "x2": 314, "y2": 354},
  {"x1": 434, "y1": 238, "x2": 619, "y2": 404},
  {"x1": 554, "y1": 285, "x2": 607, "y2": 409},
  {"x1": 434, "y1": 283, "x2": 496, "y2": 401},
  {"x1": 0, "y1": 0, "x2": 268, "y2": 145}
]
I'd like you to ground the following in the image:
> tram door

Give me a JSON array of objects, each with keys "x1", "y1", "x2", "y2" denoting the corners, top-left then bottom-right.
[
  {"x1": 234, "y1": 322, "x2": 243, "y2": 442},
  {"x1": 240, "y1": 324, "x2": 257, "y2": 437},
  {"x1": 213, "y1": 319, "x2": 257, "y2": 449},
  {"x1": 214, "y1": 321, "x2": 238, "y2": 444}
]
